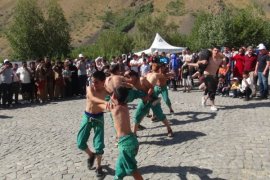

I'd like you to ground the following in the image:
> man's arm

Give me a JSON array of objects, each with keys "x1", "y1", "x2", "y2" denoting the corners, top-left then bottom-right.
[
  {"x1": 87, "y1": 86, "x2": 107, "y2": 104},
  {"x1": 263, "y1": 58, "x2": 270, "y2": 76},
  {"x1": 0, "y1": 65, "x2": 8, "y2": 74}
]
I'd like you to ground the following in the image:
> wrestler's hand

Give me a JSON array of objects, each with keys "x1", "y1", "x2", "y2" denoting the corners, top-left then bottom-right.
[{"x1": 106, "y1": 101, "x2": 115, "y2": 111}]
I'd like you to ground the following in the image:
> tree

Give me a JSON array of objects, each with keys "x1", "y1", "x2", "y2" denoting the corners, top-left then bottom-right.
[
  {"x1": 133, "y1": 14, "x2": 179, "y2": 51},
  {"x1": 45, "y1": 0, "x2": 71, "y2": 57},
  {"x1": 188, "y1": 7, "x2": 270, "y2": 50},
  {"x1": 6, "y1": 0, "x2": 46, "y2": 59}
]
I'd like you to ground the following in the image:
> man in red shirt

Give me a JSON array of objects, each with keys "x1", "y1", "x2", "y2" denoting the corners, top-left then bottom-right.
[{"x1": 244, "y1": 46, "x2": 258, "y2": 97}]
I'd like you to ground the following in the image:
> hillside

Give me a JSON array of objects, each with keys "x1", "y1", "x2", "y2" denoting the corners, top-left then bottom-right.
[{"x1": 0, "y1": 0, "x2": 270, "y2": 58}]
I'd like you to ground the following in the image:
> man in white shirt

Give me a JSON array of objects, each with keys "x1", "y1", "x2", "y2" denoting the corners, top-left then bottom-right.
[
  {"x1": 130, "y1": 54, "x2": 141, "y2": 73},
  {"x1": 17, "y1": 61, "x2": 32, "y2": 101}
]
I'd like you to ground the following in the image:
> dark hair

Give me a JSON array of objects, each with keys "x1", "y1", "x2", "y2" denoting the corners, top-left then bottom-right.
[
  {"x1": 110, "y1": 64, "x2": 120, "y2": 74},
  {"x1": 128, "y1": 70, "x2": 139, "y2": 78},
  {"x1": 243, "y1": 71, "x2": 249, "y2": 75},
  {"x1": 113, "y1": 86, "x2": 130, "y2": 104},
  {"x1": 92, "y1": 70, "x2": 106, "y2": 81}
]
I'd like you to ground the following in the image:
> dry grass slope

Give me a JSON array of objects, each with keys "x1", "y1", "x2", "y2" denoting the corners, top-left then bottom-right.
[{"x1": 0, "y1": 0, "x2": 269, "y2": 58}]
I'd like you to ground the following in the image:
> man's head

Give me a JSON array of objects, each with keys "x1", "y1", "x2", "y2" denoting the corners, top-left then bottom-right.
[
  {"x1": 247, "y1": 46, "x2": 253, "y2": 55},
  {"x1": 238, "y1": 47, "x2": 245, "y2": 55},
  {"x1": 151, "y1": 63, "x2": 160, "y2": 72},
  {"x1": 91, "y1": 71, "x2": 106, "y2": 89},
  {"x1": 257, "y1": 43, "x2": 267, "y2": 55},
  {"x1": 212, "y1": 46, "x2": 221, "y2": 56},
  {"x1": 22, "y1": 61, "x2": 27, "y2": 68},
  {"x1": 128, "y1": 70, "x2": 139, "y2": 84},
  {"x1": 110, "y1": 64, "x2": 120, "y2": 75},
  {"x1": 112, "y1": 86, "x2": 130, "y2": 105}
]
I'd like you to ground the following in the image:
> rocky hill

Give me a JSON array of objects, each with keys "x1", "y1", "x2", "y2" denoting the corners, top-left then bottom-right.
[{"x1": 0, "y1": 0, "x2": 270, "y2": 58}]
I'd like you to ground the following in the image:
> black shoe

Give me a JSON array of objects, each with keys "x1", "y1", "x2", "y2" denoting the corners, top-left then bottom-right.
[
  {"x1": 87, "y1": 154, "x2": 96, "y2": 170},
  {"x1": 138, "y1": 124, "x2": 146, "y2": 131},
  {"x1": 96, "y1": 167, "x2": 105, "y2": 178}
]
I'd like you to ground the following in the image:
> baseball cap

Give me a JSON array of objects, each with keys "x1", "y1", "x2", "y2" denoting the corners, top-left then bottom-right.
[
  {"x1": 78, "y1": 54, "x2": 84, "y2": 58},
  {"x1": 4, "y1": 59, "x2": 9, "y2": 64}
]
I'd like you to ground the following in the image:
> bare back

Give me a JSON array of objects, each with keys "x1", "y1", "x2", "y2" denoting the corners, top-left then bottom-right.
[
  {"x1": 104, "y1": 75, "x2": 125, "y2": 94},
  {"x1": 146, "y1": 72, "x2": 159, "y2": 86},
  {"x1": 110, "y1": 104, "x2": 132, "y2": 137}
]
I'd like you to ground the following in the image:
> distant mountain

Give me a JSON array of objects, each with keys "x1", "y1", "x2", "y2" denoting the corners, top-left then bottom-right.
[{"x1": 0, "y1": 0, "x2": 270, "y2": 58}]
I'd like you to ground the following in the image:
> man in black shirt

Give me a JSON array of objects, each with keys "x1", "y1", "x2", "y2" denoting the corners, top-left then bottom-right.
[{"x1": 255, "y1": 44, "x2": 270, "y2": 99}]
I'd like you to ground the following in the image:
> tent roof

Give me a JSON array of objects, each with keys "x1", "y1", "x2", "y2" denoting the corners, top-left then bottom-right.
[{"x1": 135, "y1": 33, "x2": 185, "y2": 55}]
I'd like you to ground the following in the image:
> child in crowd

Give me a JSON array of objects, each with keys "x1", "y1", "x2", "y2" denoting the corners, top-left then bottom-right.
[
  {"x1": 217, "y1": 75, "x2": 230, "y2": 96},
  {"x1": 239, "y1": 71, "x2": 253, "y2": 101},
  {"x1": 230, "y1": 77, "x2": 241, "y2": 98}
]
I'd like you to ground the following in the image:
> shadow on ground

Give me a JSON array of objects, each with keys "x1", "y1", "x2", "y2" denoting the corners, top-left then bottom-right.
[
  {"x1": 149, "y1": 111, "x2": 216, "y2": 130},
  {"x1": 140, "y1": 165, "x2": 226, "y2": 180},
  {"x1": 219, "y1": 100, "x2": 270, "y2": 110},
  {"x1": 139, "y1": 131, "x2": 206, "y2": 146},
  {"x1": 0, "y1": 115, "x2": 13, "y2": 119}
]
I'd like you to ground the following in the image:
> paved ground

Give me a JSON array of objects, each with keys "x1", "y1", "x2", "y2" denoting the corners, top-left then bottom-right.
[{"x1": 0, "y1": 89, "x2": 270, "y2": 180}]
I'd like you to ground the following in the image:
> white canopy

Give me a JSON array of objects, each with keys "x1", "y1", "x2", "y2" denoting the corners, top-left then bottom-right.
[{"x1": 135, "y1": 33, "x2": 185, "y2": 56}]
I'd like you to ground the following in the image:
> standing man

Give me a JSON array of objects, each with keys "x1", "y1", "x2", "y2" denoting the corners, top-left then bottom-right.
[
  {"x1": 77, "y1": 54, "x2": 87, "y2": 97},
  {"x1": 255, "y1": 43, "x2": 270, "y2": 99},
  {"x1": 244, "y1": 46, "x2": 258, "y2": 97},
  {"x1": 0, "y1": 59, "x2": 13, "y2": 108},
  {"x1": 188, "y1": 47, "x2": 226, "y2": 111},
  {"x1": 17, "y1": 61, "x2": 32, "y2": 102}
]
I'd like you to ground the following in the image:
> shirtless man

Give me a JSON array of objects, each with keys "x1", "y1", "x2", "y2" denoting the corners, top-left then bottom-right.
[
  {"x1": 157, "y1": 64, "x2": 175, "y2": 113},
  {"x1": 188, "y1": 47, "x2": 226, "y2": 111},
  {"x1": 77, "y1": 71, "x2": 110, "y2": 177},
  {"x1": 99, "y1": 86, "x2": 143, "y2": 180},
  {"x1": 133, "y1": 63, "x2": 173, "y2": 137}
]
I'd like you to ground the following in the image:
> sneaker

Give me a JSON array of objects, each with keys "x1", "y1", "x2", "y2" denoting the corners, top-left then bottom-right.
[
  {"x1": 210, "y1": 106, "x2": 218, "y2": 111},
  {"x1": 201, "y1": 97, "x2": 206, "y2": 107},
  {"x1": 95, "y1": 167, "x2": 105, "y2": 178},
  {"x1": 87, "y1": 154, "x2": 96, "y2": 170},
  {"x1": 152, "y1": 97, "x2": 161, "y2": 106}
]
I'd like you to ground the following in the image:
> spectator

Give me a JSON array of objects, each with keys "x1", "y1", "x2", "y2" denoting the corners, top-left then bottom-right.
[
  {"x1": 12, "y1": 63, "x2": 20, "y2": 104},
  {"x1": 255, "y1": 43, "x2": 270, "y2": 99},
  {"x1": 17, "y1": 61, "x2": 32, "y2": 102},
  {"x1": 76, "y1": 54, "x2": 87, "y2": 96},
  {"x1": 0, "y1": 60, "x2": 14, "y2": 108},
  {"x1": 239, "y1": 71, "x2": 253, "y2": 101}
]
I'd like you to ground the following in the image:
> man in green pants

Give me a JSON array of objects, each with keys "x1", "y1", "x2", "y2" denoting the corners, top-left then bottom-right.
[
  {"x1": 98, "y1": 86, "x2": 143, "y2": 180},
  {"x1": 133, "y1": 63, "x2": 173, "y2": 137},
  {"x1": 77, "y1": 71, "x2": 110, "y2": 177}
]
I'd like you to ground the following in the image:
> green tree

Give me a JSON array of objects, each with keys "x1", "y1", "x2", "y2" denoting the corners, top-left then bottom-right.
[
  {"x1": 6, "y1": 0, "x2": 46, "y2": 59},
  {"x1": 45, "y1": 0, "x2": 71, "y2": 57},
  {"x1": 188, "y1": 7, "x2": 270, "y2": 50},
  {"x1": 133, "y1": 14, "x2": 179, "y2": 51}
]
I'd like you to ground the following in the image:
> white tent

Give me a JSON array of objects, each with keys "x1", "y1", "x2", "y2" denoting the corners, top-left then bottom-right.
[{"x1": 135, "y1": 33, "x2": 185, "y2": 56}]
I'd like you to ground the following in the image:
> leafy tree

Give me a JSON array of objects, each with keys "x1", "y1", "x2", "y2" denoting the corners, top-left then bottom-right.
[
  {"x1": 133, "y1": 14, "x2": 179, "y2": 51},
  {"x1": 188, "y1": 7, "x2": 270, "y2": 50},
  {"x1": 6, "y1": 0, "x2": 46, "y2": 59},
  {"x1": 45, "y1": 0, "x2": 71, "y2": 57}
]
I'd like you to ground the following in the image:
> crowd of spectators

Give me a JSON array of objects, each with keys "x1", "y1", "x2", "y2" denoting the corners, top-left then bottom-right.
[{"x1": 0, "y1": 44, "x2": 269, "y2": 109}]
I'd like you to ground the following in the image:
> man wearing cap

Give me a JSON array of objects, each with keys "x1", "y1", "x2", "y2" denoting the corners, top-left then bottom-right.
[
  {"x1": 244, "y1": 46, "x2": 257, "y2": 97},
  {"x1": 255, "y1": 43, "x2": 270, "y2": 99},
  {"x1": 0, "y1": 59, "x2": 13, "y2": 107},
  {"x1": 77, "y1": 54, "x2": 87, "y2": 96}
]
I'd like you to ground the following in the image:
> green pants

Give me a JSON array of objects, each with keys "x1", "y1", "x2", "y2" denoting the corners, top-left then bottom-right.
[
  {"x1": 127, "y1": 89, "x2": 147, "y2": 103},
  {"x1": 114, "y1": 133, "x2": 139, "y2": 180},
  {"x1": 133, "y1": 99, "x2": 166, "y2": 124},
  {"x1": 154, "y1": 85, "x2": 171, "y2": 107},
  {"x1": 77, "y1": 112, "x2": 105, "y2": 155}
]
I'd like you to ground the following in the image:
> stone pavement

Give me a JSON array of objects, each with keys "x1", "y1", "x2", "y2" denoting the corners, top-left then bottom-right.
[{"x1": 0, "y1": 90, "x2": 270, "y2": 180}]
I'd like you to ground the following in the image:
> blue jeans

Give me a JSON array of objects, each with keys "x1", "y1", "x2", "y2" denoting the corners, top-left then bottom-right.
[{"x1": 258, "y1": 72, "x2": 269, "y2": 98}]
